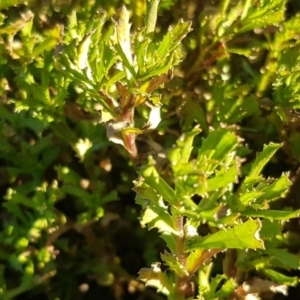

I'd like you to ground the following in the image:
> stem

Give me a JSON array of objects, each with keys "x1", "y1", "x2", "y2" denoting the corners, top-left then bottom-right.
[
  {"x1": 172, "y1": 214, "x2": 188, "y2": 300},
  {"x1": 223, "y1": 249, "x2": 237, "y2": 279}
]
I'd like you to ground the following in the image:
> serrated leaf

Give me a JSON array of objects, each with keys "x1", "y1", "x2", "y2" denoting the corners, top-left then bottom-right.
[
  {"x1": 247, "y1": 143, "x2": 282, "y2": 178},
  {"x1": 185, "y1": 219, "x2": 264, "y2": 251},
  {"x1": 140, "y1": 165, "x2": 177, "y2": 206},
  {"x1": 156, "y1": 20, "x2": 192, "y2": 58},
  {"x1": 161, "y1": 251, "x2": 189, "y2": 277},
  {"x1": 138, "y1": 262, "x2": 173, "y2": 296},
  {"x1": 186, "y1": 249, "x2": 221, "y2": 274},
  {"x1": 134, "y1": 179, "x2": 178, "y2": 235},
  {"x1": 115, "y1": 42, "x2": 138, "y2": 83},
  {"x1": 140, "y1": 51, "x2": 175, "y2": 81},
  {"x1": 168, "y1": 136, "x2": 199, "y2": 178},
  {"x1": 197, "y1": 129, "x2": 238, "y2": 165},
  {"x1": 113, "y1": 6, "x2": 137, "y2": 83},
  {"x1": 242, "y1": 209, "x2": 300, "y2": 221},
  {"x1": 140, "y1": 206, "x2": 179, "y2": 235},
  {"x1": 136, "y1": 38, "x2": 150, "y2": 75},
  {"x1": 255, "y1": 174, "x2": 291, "y2": 203},
  {"x1": 239, "y1": 190, "x2": 265, "y2": 206},
  {"x1": 140, "y1": 70, "x2": 173, "y2": 94},
  {"x1": 206, "y1": 162, "x2": 239, "y2": 191},
  {"x1": 0, "y1": 12, "x2": 33, "y2": 34},
  {"x1": 238, "y1": 0, "x2": 285, "y2": 34}
]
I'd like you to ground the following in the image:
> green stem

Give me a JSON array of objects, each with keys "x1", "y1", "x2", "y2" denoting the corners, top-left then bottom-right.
[{"x1": 172, "y1": 214, "x2": 188, "y2": 300}]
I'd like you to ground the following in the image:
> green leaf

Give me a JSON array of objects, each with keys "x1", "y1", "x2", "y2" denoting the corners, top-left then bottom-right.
[
  {"x1": 4, "y1": 189, "x2": 36, "y2": 210},
  {"x1": 255, "y1": 174, "x2": 291, "y2": 203},
  {"x1": 239, "y1": 190, "x2": 264, "y2": 206},
  {"x1": 242, "y1": 209, "x2": 300, "y2": 221},
  {"x1": 145, "y1": 0, "x2": 160, "y2": 37},
  {"x1": 168, "y1": 127, "x2": 201, "y2": 174},
  {"x1": 213, "y1": 277, "x2": 235, "y2": 298},
  {"x1": 268, "y1": 248, "x2": 300, "y2": 269},
  {"x1": 161, "y1": 251, "x2": 189, "y2": 277},
  {"x1": 206, "y1": 162, "x2": 239, "y2": 191},
  {"x1": 197, "y1": 129, "x2": 238, "y2": 165},
  {"x1": 186, "y1": 219, "x2": 264, "y2": 251},
  {"x1": 140, "y1": 165, "x2": 177, "y2": 206},
  {"x1": 138, "y1": 262, "x2": 173, "y2": 296},
  {"x1": 140, "y1": 206, "x2": 178, "y2": 235},
  {"x1": 186, "y1": 249, "x2": 222, "y2": 275},
  {"x1": 134, "y1": 179, "x2": 179, "y2": 236},
  {"x1": 156, "y1": 20, "x2": 192, "y2": 58},
  {"x1": 260, "y1": 268, "x2": 298, "y2": 286},
  {"x1": 136, "y1": 38, "x2": 150, "y2": 76},
  {"x1": 238, "y1": 0, "x2": 285, "y2": 34},
  {"x1": 247, "y1": 143, "x2": 282, "y2": 178}
]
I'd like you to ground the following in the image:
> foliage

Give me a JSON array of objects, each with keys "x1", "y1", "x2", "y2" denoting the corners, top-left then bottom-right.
[{"x1": 0, "y1": 0, "x2": 300, "y2": 299}]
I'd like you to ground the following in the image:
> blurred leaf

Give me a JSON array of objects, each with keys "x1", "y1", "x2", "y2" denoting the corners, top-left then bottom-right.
[
  {"x1": 138, "y1": 262, "x2": 173, "y2": 296},
  {"x1": 242, "y1": 209, "x2": 300, "y2": 221},
  {"x1": 260, "y1": 268, "x2": 298, "y2": 286}
]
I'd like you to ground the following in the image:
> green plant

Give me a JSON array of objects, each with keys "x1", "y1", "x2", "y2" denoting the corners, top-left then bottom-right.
[
  {"x1": 54, "y1": 2, "x2": 191, "y2": 157},
  {"x1": 134, "y1": 128, "x2": 300, "y2": 299},
  {"x1": 132, "y1": 0, "x2": 300, "y2": 299}
]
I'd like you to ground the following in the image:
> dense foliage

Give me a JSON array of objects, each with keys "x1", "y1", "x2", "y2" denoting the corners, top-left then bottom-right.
[{"x1": 1, "y1": 0, "x2": 300, "y2": 299}]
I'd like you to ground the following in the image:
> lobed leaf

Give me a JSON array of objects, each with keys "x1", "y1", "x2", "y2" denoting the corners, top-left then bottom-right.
[{"x1": 246, "y1": 143, "x2": 282, "y2": 178}]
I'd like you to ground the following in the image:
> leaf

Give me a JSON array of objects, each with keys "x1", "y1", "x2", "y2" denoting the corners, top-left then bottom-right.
[
  {"x1": 185, "y1": 219, "x2": 264, "y2": 251},
  {"x1": 183, "y1": 100, "x2": 209, "y2": 134},
  {"x1": 134, "y1": 179, "x2": 179, "y2": 236},
  {"x1": 140, "y1": 165, "x2": 177, "y2": 206},
  {"x1": 136, "y1": 38, "x2": 150, "y2": 75},
  {"x1": 168, "y1": 128, "x2": 202, "y2": 176},
  {"x1": 140, "y1": 206, "x2": 179, "y2": 235},
  {"x1": 4, "y1": 189, "x2": 36, "y2": 210},
  {"x1": 268, "y1": 248, "x2": 300, "y2": 269},
  {"x1": 255, "y1": 174, "x2": 291, "y2": 203},
  {"x1": 197, "y1": 129, "x2": 238, "y2": 165},
  {"x1": 139, "y1": 51, "x2": 175, "y2": 81},
  {"x1": 186, "y1": 249, "x2": 222, "y2": 274},
  {"x1": 247, "y1": 143, "x2": 282, "y2": 178},
  {"x1": 206, "y1": 162, "x2": 239, "y2": 191},
  {"x1": 138, "y1": 262, "x2": 173, "y2": 296},
  {"x1": 238, "y1": 0, "x2": 285, "y2": 34},
  {"x1": 242, "y1": 209, "x2": 300, "y2": 221},
  {"x1": 156, "y1": 20, "x2": 192, "y2": 58},
  {"x1": 260, "y1": 268, "x2": 298, "y2": 286},
  {"x1": 213, "y1": 277, "x2": 235, "y2": 298},
  {"x1": 140, "y1": 70, "x2": 173, "y2": 94},
  {"x1": 145, "y1": 0, "x2": 159, "y2": 36},
  {"x1": 239, "y1": 190, "x2": 265, "y2": 206},
  {"x1": 114, "y1": 6, "x2": 137, "y2": 82},
  {"x1": 0, "y1": 11, "x2": 33, "y2": 34},
  {"x1": 115, "y1": 6, "x2": 132, "y2": 65},
  {"x1": 161, "y1": 251, "x2": 189, "y2": 277}
]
